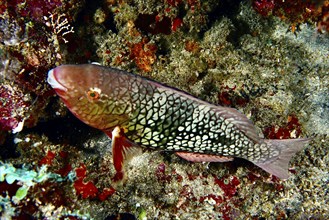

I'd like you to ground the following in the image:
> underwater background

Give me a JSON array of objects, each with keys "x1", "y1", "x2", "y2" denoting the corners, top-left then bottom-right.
[{"x1": 1, "y1": 0, "x2": 329, "y2": 219}]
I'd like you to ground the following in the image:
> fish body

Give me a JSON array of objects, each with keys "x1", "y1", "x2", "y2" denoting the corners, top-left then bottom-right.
[{"x1": 47, "y1": 64, "x2": 310, "y2": 180}]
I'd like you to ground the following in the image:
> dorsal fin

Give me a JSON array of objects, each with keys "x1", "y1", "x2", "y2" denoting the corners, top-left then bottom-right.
[
  {"x1": 214, "y1": 106, "x2": 261, "y2": 143},
  {"x1": 150, "y1": 81, "x2": 261, "y2": 143}
]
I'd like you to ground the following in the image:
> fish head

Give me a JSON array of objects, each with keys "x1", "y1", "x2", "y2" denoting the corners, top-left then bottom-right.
[{"x1": 47, "y1": 64, "x2": 124, "y2": 130}]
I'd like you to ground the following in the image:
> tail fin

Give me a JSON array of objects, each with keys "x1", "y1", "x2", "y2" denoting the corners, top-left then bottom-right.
[{"x1": 254, "y1": 138, "x2": 311, "y2": 179}]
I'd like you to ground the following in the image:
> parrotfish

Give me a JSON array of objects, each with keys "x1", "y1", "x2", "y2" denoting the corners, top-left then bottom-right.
[{"x1": 47, "y1": 64, "x2": 310, "y2": 181}]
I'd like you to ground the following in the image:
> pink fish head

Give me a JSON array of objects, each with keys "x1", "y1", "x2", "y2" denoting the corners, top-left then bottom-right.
[{"x1": 47, "y1": 64, "x2": 126, "y2": 131}]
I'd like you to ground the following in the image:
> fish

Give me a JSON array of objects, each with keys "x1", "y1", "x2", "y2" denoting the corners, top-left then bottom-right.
[{"x1": 47, "y1": 64, "x2": 310, "y2": 182}]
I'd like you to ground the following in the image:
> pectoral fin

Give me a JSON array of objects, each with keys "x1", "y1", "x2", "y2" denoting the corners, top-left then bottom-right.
[{"x1": 105, "y1": 126, "x2": 142, "y2": 185}]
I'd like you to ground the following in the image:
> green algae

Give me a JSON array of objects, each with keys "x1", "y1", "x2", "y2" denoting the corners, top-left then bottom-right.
[
  {"x1": 14, "y1": 186, "x2": 29, "y2": 201},
  {"x1": 0, "y1": 162, "x2": 68, "y2": 203},
  {"x1": 0, "y1": 163, "x2": 64, "y2": 186}
]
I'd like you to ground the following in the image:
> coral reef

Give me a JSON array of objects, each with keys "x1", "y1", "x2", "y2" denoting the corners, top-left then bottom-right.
[
  {"x1": 0, "y1": 0, "x2": 84, "y2": 144},
  {"x1": 1, "y1": 0, "x2": 329, "y2": 219},
  {"x1": 252, "y1": 0, "x2": 329, "y2": 33}
]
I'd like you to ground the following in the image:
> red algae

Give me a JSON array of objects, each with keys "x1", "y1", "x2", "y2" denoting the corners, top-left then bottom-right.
[
  {"x1": 0, "y1": 0, "x2": 79, "y2": 141},
  {"x1": 214, "y1": 175, "x2": 240, "y2": 198},
  {"x1": 98, "y1": 187, "x2": 116, "y2": 201},
  {"x1": 56, "y1": 164, "x2": 72, "y2": 177},
  {"x1": 39, "y1": 151, "x2": 56, "y2": 166},
  {"x1": 135, "y1": 13, "x2": 172, "y2": 35},
  {"x1": 0, "y1": 85, "x2": 30, "y2": 132},
  {"x1": 218, "y1": 85, "x2": 250, "y2": 107},
  {"x1": 166, "y1": 0, "x2": 182, "y2": 7},
  {"x1": 73, "y1": 163, "x2": 115, "y2": 200},
  {"x1": 252, "y1": 0, "x2": 275, "y2": 17},
  {"x1": 155, "y1": 163, "x2": 172, "y2": 182},
  {"x1": 4, "y1": 0, "x2": 63, "y2": 22},
  {"x1": 172, "y1": 18, "x2": 183, "y2": 32},
  {"x1": 263, "y1": 115, "x2": 303, "y2": 139},
  {"x1": 75, "y1": 164, "x2": 87, "y2": 179},
  {"x1": 252, "y1": 0, "x2": 329, "y2": 33},
  {"x1": 185, "y1": 40, "x2": 200, "y2": 53},
  {"x1": 194, "y1": 175, "x2": 241, "y2": 220},
  {"x1": 74, "y1": 164, "x2": 98, "y2": 199},
  {"x1": 74, "y1": 178, "x2": 98, "y2": 199},
  {"x1": 129, "y1": 38, "x2": 157, "y2": 72}
]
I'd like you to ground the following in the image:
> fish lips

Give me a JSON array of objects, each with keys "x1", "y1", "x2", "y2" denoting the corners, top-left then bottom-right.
[{"x1": 47, "y1": 68, "x2": 68, "y2": 94}]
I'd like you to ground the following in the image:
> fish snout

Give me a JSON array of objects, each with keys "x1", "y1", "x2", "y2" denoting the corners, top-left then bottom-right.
[{"x1": 47, "y1": 68, "x2": 68, "y2": 92}]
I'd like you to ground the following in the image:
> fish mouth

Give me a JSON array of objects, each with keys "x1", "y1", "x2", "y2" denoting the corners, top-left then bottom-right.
[{"x1": 47, "y1": 68, "x2": 68, "y2": 92}]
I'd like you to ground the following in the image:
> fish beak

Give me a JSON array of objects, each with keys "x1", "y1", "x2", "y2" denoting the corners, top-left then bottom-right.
[{"x1": 47, "y1": 68, "x2": 67, "y2": 92}]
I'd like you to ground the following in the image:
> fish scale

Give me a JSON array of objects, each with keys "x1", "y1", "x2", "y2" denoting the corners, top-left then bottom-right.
[
  {"x1": 99, "y1": 71, "x2": 269, "y2": 163},
  {"x1": 47, "y1": 64, "x2": 310, "y2": 180}
]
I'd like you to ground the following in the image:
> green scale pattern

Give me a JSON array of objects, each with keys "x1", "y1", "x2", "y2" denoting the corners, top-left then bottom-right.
[{"x1": 112, "y1": 73, "x2": 274, "y2": 163}]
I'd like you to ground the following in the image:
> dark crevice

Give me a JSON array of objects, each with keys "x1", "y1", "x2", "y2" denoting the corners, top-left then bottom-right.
[{"x1": 206, "y1": 0, "x2": 251, "y2": 47}]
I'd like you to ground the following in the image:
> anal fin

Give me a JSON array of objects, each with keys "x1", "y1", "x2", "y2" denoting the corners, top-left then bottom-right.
[{"x1": 176, "y1": 152, "x2": 234, "y2": 163}]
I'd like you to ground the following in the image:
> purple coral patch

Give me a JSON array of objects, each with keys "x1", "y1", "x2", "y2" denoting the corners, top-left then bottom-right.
[{"x1": 0, "y1": 85, "x2": 30, "y2": 132}]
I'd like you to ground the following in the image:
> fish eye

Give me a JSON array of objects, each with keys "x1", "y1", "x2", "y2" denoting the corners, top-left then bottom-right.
[{"x1": 86, "y1": 87, "x2": 101, "y2": 101}]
